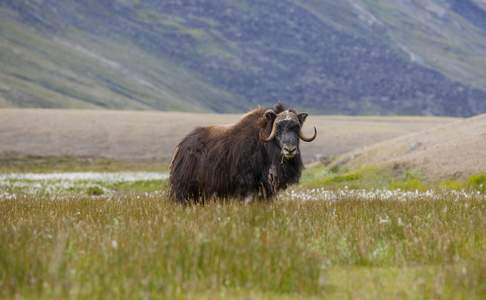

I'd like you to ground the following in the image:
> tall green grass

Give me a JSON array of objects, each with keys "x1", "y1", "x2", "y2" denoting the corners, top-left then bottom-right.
[{"x1": 1, "y1": 193, "x2": 485, "y2": 299}]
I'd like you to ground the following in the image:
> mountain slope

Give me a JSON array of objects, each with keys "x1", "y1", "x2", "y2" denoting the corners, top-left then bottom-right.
[
  {"x1": 1, "y1": 0, "x2": 486, "y2": 116},
  {"x1": 0, "y1": 7, "x2": 246, "y2": 112},
  {"x1": 359, "y1": 0, "x2": 486, "y2": 92}
]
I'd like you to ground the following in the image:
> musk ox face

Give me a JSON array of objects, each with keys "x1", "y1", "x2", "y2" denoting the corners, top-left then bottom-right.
[{"x1": 262, "y1": 109, "x2": 317, "y2": 160}]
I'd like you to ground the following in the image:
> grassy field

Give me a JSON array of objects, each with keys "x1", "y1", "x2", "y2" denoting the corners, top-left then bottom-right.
[
  {"x1": 0, "y1": 110, "x2": 484, "y2": 299},
  {"x1": 1, "y1": 161, "x2": 486, "y2": 299},
  {"x1": 1, "y1": 192, "x2": 485, "y2": 299}
]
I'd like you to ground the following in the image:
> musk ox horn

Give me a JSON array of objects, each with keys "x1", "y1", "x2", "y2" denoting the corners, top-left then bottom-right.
[
  {"x1": 263, "y1": 119, "x2": 278, "y2": 142},
  {"x1": 299, "y1": 126, "x2": 317, "y2": 142},
  {"x1": 263, "y1": 109, "x2": 278, "y2": 142}
]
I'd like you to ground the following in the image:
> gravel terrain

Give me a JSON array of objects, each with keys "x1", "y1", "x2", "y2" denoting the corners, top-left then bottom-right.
[
  {"x1": 335, "y1": 114, "x2": 486, "y2": 179},
  {"x1": 0, "y1": 109, "x2": 454, "y2": 163}
]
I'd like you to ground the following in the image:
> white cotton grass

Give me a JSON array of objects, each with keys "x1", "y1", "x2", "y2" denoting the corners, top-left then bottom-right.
[
  {"x1": 0, "y1": 172, "x2": 168, "y2": 199},
  {"x1": 283, "y1": 186, "x2": 486, "y2": 202},
  {"x1": 0, "y1": 192, "x2": 17, "y2": 200},
  {"x1": 1, "y1": 171, "x2": 485, "y2": 201}
]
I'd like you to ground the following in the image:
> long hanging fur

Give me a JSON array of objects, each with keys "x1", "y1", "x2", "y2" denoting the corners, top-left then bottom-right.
[{"x1": 169, "y1": 104, "x2": 304, "y2": 203}]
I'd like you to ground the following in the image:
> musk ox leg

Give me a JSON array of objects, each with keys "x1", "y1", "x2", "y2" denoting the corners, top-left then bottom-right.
[
  {"x1": 259, "y1": 182, "x2": 268, "y2": 199},
  {"x1": 244, "y1": 195, "x2": 254, "y2": 204},
  {"x1": 256, "y1": 165, "x2": 279, "y2": 201},
  {"x1": 267, "y1": 165, "x2": 279, "y2": 195},
  {"x1": 169, "y1": 147, "x2": 202, "y2": 203},
  {"x1": 233, "y1": 172, "x2": 258, "y2": 201}
]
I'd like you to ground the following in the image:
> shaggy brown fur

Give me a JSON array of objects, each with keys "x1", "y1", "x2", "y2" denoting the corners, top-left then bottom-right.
[{"x1": 169, "y1": 104, "x2": 309, "y2": 203}]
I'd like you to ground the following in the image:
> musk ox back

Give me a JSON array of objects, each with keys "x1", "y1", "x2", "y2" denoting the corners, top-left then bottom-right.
[{"x1": 169, "y1": 104, "x2": 317, "y2": 203}]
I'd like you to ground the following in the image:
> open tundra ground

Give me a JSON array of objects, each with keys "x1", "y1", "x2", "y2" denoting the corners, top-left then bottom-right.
[
  {"x1": 0, "y1": 109, "x2": 454, "y2": 163},
  {"x1": 1, "y1": 110, "x2": 485, "y2": 299}
]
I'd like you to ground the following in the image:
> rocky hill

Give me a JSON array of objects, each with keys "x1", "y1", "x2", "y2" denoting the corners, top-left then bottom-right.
[{"x1": 1, "y1": 0, "x2": 486, "y2": 116}]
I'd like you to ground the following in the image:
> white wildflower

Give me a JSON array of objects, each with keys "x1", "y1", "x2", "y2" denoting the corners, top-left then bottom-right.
[{"x1": 379, "y1": 215, "x2": 390, "y2": 224}]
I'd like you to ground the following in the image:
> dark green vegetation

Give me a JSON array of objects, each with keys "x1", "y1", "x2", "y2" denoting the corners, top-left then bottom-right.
[
  {"x1": 441, "y1": 174, "x2": 486, "y2": 194},
  {"x1": 1, "y1": 194, "x2": 485, "y2": 299},
  {"x1": 302, "y1": 163, "x2": 486, "y2": 192},
  {"x1": 2, "y1": 1, "x2": 486, "y2": 115}
]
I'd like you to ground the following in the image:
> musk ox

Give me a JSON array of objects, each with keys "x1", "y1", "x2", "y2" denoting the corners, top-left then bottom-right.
[{"x1": 169, "y1": 103, "x2": 317, "y2": 203}]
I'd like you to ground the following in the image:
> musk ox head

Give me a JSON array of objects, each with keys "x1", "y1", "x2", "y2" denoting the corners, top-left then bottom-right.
[{"x1": 261, "y1": 107, "x2": 317, "y2": 159}]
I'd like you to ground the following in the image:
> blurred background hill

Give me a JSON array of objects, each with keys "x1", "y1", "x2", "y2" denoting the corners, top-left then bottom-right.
[{"x1": 1, "y1": 0, "x2": 486, "y2": 116}]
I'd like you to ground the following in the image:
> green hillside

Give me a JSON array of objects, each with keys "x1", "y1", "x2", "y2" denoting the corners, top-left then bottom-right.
[
  {"x1": 1, "y1": 1, "x2": 486, "y2": 116},
  {"x1": 0, "y1": 8, "x2": 246, "y2": 112},
  {"x1": 360, "y1": 0, "x2": 486, "y2": 91}
]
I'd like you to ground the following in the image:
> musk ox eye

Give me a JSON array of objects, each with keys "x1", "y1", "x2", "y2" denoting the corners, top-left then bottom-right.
[{"x1": 286, "y1": 124, "x2": 299, "y2": 132}]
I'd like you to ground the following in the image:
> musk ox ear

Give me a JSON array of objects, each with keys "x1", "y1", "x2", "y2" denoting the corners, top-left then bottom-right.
[
  {"x1": 298, "y1": 113, "x2": 308, "y2": 124},
  {"x1": 264, "y1": 109, "x2": 277, "y2": 121}
]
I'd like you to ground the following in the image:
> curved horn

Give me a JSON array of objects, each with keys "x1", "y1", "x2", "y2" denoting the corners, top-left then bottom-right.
[
  {"x1": 263, "y1": 120, "x2": 278, "y2": 142},
  {"x1": 299, "y1": 126, "x2": 317, "y2": 142},
  {"x1": 263, "y1": 110, "x2": 278, "y2": 142}
]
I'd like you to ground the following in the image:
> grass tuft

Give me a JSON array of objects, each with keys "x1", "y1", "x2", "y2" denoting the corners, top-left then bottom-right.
[{"x1": 467, "y1": 174, "x2": 486, "y2": 193}]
